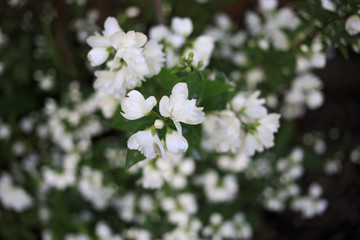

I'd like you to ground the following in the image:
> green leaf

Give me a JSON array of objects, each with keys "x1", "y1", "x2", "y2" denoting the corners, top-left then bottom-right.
[
  {"x1": 274, "y1": 120, "x2": 294, "y2": 157},
  {"x1": 182, "y1": 124, "x2": 203, "y2": 160},
  {"x1": 202, "y1": 90, "x2": 237, "y2": 111},
  {"x1": 202, "y1": 79, "x2": 232, "y2": 99},
  {"x1": 125, "y1": 149, "x2": 146, "y2": 169},
  {"x1": 155, "y1": 68, "x2": 179, "y2": 92},
  {"x1": 179, "y1": 71, "x2": 205, "y2": 99},
  {"x1": 111, "y1": 106, "x2": 155, "y2": 136},
  {"x1": 338, "y1": 45, "x2": 349, "y2": 60}
]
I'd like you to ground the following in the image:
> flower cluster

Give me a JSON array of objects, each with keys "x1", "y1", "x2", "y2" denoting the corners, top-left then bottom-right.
[
  {"x1": 203, "y1": 91, "x2": 280, "y2": 156},
  {"x1": 122, "y1": 82, "x2": 205, "y2": 160},
  {"x1": 87, "y1": 17, "x2": 165, "y2": 100}
]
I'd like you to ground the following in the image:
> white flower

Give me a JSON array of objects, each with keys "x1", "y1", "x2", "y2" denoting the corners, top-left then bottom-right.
[
  {"x1": 93, "y1": 70, "x2": 124, "y2": 99},
  {"x1": 185, "y1": 35, "x2": 215, "y2": 69},
  {"x1": 86, "y1": 17, "x2": 122, "y2": 50},
  {"x1": 121, "y1": 90, "x2": 157, "y2": 120},
  {"x1": 258, "y1": 0, "x2": 278, "y2": 11},
  {"x1": 159, "y1": 82, "x2": 205, "y2": 129},
  {"x1": 142, "y1": 164, "x2": 164, "y2": 189},
  {"x1": 321, "y1": 0, "x2": 336, "y2": 12},
  {"x1": 87, "y1": 47, "x2": 109, "y2": 66},
  {"x1": 95, "y1": 89, "x2": 119, "y2": 118},
  {"x1": 0, "y1": 123, "x2": 11, "y2": 139},
  {"x1": 128, "y1": 129, "x2": 165, "y2": 160},
  {"x1": 78, "y1": 167, "x2": 115, "y2": 210},
  {"x1": 202, "y1": 110, "x2": 241, "y2": 153},
  {"x1": 166, "y1": 130, "x2": 188, "y2": 154},
  {"x1": 0, "y1": 174, "x2": 32, "y2": 212},
  {"x1": 121, "y1": 49, "x2": 150, "y2": 85},
  {"x1": 149, "y1": 25, "x2": 170, "y2": 42},
  {"x1": 110, "y1": 30, "x2": 147, "y2": 56},
  {"x1": 246, "y1": 68, "x2": 264, "y2": 89},
  {"x1": 241, "y1": 114, "x2": 280, "y2": 156},
  {"x1": 271, "y1": 30, "x2": 289, "y2": 50},
  {"x1": 245, "y1": 11, "x2": 262, "y2": 36},
  {"x1": 143, "y1": 39, "x2": 165, "y2": 76},
  {"x1": 166, "y1": 33, "x2": 185, "y2": 48},
  {"x1": 171, "y1": 17, "x2": 193, "y2": 37},
  {"x1": 125, "y1": 6, "x2": 140, "y2": 18},
  {"x1": 103, "y1": 16, "x2": 122, "y2": 36},
  {"x1": 257, "y1": 114, "x2": 280, "y2": 146},
  {"x1": 231, "y1": 91, "x2": 267, "y2": 121},
  {"x1": 345, "y1": 15, "x2": 360, "y2": 36},
  {"x1": 232, "y1": 52, "x2": 247, "y2": 66},
  {"x1": 215, "y1": 13, "x2": 232, "y2": 30},
  {"x1": 306, "y1": 91, "x2": 323, "y2": 109}
]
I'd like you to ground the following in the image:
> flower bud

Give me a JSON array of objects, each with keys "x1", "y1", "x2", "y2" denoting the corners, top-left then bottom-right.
[
  {"x1": 154, "y1": 119, "x2": 164, "y2": 129},
  {"x1": 87, "y1": 47, "x2": 109, "y2": 66}
]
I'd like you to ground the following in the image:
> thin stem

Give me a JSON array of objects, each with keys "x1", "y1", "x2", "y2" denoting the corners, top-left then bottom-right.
[
  {"x1": 151, "y1": 110, "x2": 164, "y2": 120},
  {"x1": 154, "y1": 0, "x2": 165, "y2": 25}
]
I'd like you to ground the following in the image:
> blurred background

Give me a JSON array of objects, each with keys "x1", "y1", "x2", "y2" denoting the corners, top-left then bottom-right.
[{"x1": 0, "y1": 0, "x2": 360, "y2": 239}]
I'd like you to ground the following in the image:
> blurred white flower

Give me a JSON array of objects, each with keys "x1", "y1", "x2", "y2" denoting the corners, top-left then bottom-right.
[
  {"x1": 345, "y1": 14, "x2": 360, "y2": 36},
  {"x1": 143, "y1": 39, "x2": 165, "y2": 76},
  {"x1": 241, "y1": 114, "x2": 280, "y2": 156},
  {"x1": 202, "y1": 110, "x2": 241, "y2": 153},
  {"x1": 142, "y1": 164, "x2": 164, "y2": 189},
  {"x1": 78, "y1": 167, "x2": 116, "y2": 210},
  {"x1": 321, "y1": 0, "x2": 336, "y2": 12},
  {"x1": 185, "y1": 35, "x2": 215, "y2": 69},
  {"x1": 258, "y1": 0, "x2": 278, "y2": 11},
  {"x1": 125, "y1": 6, "x2": 140, "y2": 18},
  {"x1": 95, "y1": 89, "x2": 119, "y2": 118},
  {"x1": 171, "y1": 17, "x2": 193, "y2": 37},
  {"x1": 231, "y1": 91, "x2": 267, "y2": 121},
  {"x1": 0, "y1": 174, "x2": 32, "y2": 212},
  {"x1": 121, "y1": 90, "x2": 157, "y2": 120}
]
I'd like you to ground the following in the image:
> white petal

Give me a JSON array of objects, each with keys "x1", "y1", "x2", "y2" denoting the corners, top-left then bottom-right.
[
  {"x1": 110, "y1": 31, "x2": 126, "y2": 49},
  {"x1": 159, "y1": 96, "x2": 171, "y2": 117},
  {"x1": 86, "y1": 35, "x2": 111, "y2": 48},
  {"x1": 135, "y1": 32, "x2": 148, "y2": 48},
  {"x1": 143, "y1": 96, "x2": 157, "y2": 114},
  {"x1": 104, "y1": 17, "x2": 122, "y2": 36},
  {"x1": 153, "y1": 133, "x2": 166, "y2": 159},
  {"x1": 172, "y1": 82, "x2": 188, "y2": 98},
  {"x1": 87, "y1": 47, "x2": 109, "y2": 66},
  {"x1": 166, "y1": 131, "x2": 188, "y2": 154}
]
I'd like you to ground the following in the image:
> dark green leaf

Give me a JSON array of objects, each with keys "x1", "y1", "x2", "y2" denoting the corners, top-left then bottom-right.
[
  {"x1": 338, "y1": 45, "x2": 349, "y2": 60},
  {"x1": 274, "y1": 120, "x2": 294, "y2": 157},
  {"x1": 111, "y1": 106, "x2": 155, "y2": 136},
  {"x1": 125, "y1": 149, "x2": 146, "y2": 169},
  {"x1": 180, "y1": 72, "x2": 205, "y2": 99},
  {"x1": 155, "y1": 68, "x2": 179, "y2": 93},
  {"x1": 182, "y1": 124, "x2": 203, "y2": 160},
  {"x1": 202, "y1": 90, "x2": 237, "y2": 111}
]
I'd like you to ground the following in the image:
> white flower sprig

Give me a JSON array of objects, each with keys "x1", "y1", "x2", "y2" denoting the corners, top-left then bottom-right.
[{"x1": 121, "y1": 82, "x2": 205, "y2": 161}]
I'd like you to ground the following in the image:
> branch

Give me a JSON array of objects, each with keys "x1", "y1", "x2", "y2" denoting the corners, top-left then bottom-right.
[{"x1": 154, "y1": 0, "x2": 165, "y2": 25}]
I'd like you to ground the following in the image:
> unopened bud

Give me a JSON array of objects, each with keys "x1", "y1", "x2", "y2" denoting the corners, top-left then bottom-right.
[
  {"x1": 180, "y1": 55, "x2": 186, "y2": 65},
  {"x1": 197, "y1": 60, "x2": 204, "y2": 69},
  {"x1": 154, "y1": 119, "x2": 164, "y2": 129}
]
